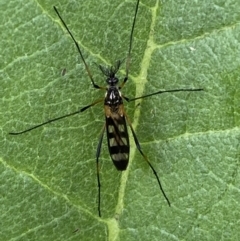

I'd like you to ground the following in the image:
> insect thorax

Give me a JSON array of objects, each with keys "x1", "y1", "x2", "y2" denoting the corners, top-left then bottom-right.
[{"x1": 104, "y1": 87, "x2": 123, "y2": 112}]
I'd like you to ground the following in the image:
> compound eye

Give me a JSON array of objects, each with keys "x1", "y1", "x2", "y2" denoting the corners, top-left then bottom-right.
[{"x1": 106, "y1": 77, "x2": 119, "y2": 85}]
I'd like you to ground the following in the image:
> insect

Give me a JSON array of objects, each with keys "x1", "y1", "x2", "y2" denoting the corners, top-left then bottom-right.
[{"x1": 9, "y1": 0, "x2": 203, "y2": 217}]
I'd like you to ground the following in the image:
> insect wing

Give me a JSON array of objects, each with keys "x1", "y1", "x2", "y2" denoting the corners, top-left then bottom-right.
[{"x1": 105, "y1": 112, "x2": 130, "y2": 171}]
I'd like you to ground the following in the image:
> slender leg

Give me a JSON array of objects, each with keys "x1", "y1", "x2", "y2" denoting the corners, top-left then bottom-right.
[
  {"x1": 9, "y1": 98, "x2": 104, "y2": 135},
  {"x1": 120, "y1": 0, "x2": 140, "y2": 89},
  {"x1": 96, "y1": 124, "x2": 106, "y2": 217},
  {"x1": 124, "y1": 112, "x2": 171, "y2": 206},
  {"x1": 54, "y1": 6, "x2": 105, "y2": 90},
  {"x1": 124, "y1": 88, "x2": 203, "y2": 102}
]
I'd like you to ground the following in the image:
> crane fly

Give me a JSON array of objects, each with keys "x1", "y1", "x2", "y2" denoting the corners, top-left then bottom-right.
[{"x1": 9, "y1": 0, "x2": 203, "y2": 217}]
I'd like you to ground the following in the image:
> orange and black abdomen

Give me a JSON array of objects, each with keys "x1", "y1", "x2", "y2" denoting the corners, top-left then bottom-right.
[{"x1": 105, "y1": 114, "x2": 130, "y2": 171}]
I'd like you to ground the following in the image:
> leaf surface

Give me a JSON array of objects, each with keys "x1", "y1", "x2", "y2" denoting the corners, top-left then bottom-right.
[{"x1": 1, "y1": 0, "x2": 240, "y2": 240}]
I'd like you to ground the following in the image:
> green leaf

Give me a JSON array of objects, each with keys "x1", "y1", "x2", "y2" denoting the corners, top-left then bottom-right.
[{"x1": 1, "y1": 0, "x2": 240, "y2": 240}]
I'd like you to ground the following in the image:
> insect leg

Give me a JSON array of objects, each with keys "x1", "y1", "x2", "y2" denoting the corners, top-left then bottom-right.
[
  {"x1": 96, "y1": 124, "x2": 106, "y2": 217},
  {"x1": 120, "y1": 0, "x2": 140, "y2": 89},
  {"x1": 124, "y1": 88, "x2": 203, "y2": 102},
  {"x1": 54, "y1": 6, "x2": 105, "y2": 90},
  {"x1": 124, "y1": 113, "x2": 171, "y2": 206},
  {"x1": 9, "y1": 98, "x2": 104, "y2": 135}
]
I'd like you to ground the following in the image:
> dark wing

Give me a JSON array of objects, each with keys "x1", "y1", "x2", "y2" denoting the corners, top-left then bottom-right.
[{"x1": 105, "y1": 109, "x2": 130, "y2": 171}]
